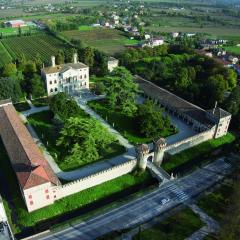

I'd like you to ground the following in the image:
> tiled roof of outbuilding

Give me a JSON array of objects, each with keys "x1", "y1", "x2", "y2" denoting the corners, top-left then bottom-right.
[
  {"x1": 0, "y1": 104, "x2": 60, "y2": 190},
  {"x1": 135, "y1": 76, "x2": 215, "y2": 128}
]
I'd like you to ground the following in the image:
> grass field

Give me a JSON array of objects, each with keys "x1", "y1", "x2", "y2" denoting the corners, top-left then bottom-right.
[
  {"x1": 147, "y1": 26, "x2": 240, "y2": 39},
  {"x1": 162, "y1": 133, "x2": 236, "y2": 174},
  {"x1": 224, "y1": 46, "x2": 240, "y2": 55},
  {"x1": 0, "y1": 41, "x2": 12, "y2": 66},
  {"x1": 28, "y1": 110, "x2": 125, "y2": 171},
  {"x1": 0, "y1": 33, "x2": 68, "y2": 63},
  {"x1": 0, "y1": 26, "x2": 39, "y2": 37},
  {"x1": 133, "y1": 208, "x2": 203, "y2": 240},
  {"x1": 198, "y1": 182, "x2": 233, "y2": 222},
  {"x1": 88, "y1": 100, "x2": 176, "y2": 144},
  {"x1": 62, "y1": 28, "x2": 139, "y2": 54},
  {"x1": 0, "y1": 137, "x2": 152, "y2": 233}
]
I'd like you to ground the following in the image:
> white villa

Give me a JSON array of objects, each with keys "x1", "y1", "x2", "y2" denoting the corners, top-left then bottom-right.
[
  {"x1": 108, "y1": 57, "x2": 119, "y2": 72},
  {"x1": 41, "y1": 54, "x2": 89, "y2": 96}
]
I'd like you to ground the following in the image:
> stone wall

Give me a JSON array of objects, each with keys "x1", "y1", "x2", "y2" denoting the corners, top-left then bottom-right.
[
  {"x1": 54, "y1": 159, "x2": 137, "y2": 200},
  {"x1": 165, "y1": 128, "x2": 215, "y2": 155}
]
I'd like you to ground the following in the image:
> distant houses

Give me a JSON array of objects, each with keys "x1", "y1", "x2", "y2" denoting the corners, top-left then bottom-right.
[{"x1": 4, "y1": 19, "x2": 26, "y2": 28}]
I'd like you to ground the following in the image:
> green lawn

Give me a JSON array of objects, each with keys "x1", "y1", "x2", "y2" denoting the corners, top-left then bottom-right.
[
  {"x1": 27, "y1": 110, "x2": 125, "y2": 171},
  {"x1": 133, "y1": 208, "x2": 203, "y2": 240},
  {"x1": 162, "y1": 133, "x2": 236, "y2": 174},
  {"x1": 88, "y1": 100, "x2": 176, "y2": 144},
  {"x1": 62, "y1": 28, "x2": 139, "y2": 54},
  {"x1": 197, "y1": 182, "x2": 233, "y2": 222},
  {"x1": 224, "y1": 45, "x2": 240, "y2": 55},
  {"x1": 0, "y1": 26, "x2": 39, "y2": 37},
  {"x1": 0, "y1": 137, "x2": 152, "y2": 233},
  {"x1": 78, "y1": 25, "x2": 95, "y2": 31},
  {"x1": 13, "y1": 102, "x2": 31, "y2": 112}
]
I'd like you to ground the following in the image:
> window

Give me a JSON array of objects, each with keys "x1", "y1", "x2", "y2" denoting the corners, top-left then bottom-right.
[
  {"x1": 45, "y1": 189, "x2": 49, "y2": 193},
  {"x1": 54, "y1": 195, "x2": 56, "y2": 198},
  {"x1": 55, "y1": 88, "x2": 58, "y2": 92},
  {"x1": 30, "y1": 201, "x2": 33, "y2": 205},
  {"x1": 84, "y1": 74, "x2": 87, "y2": 78},
  {"x1": 80, "y1": 75, "x2": 82, "y2": 79},
  {"x1": 50, "y1": 81, "x2": 52, "y2": 85},
  {"x1": 54, "y1": 80, "x2": 57, "y2": 84},
  {"x1": 50, "y1": 89, "x2": 53, "y2": 93},
  {"x1": 46, "y1": 195, "x2": 50, "y2": 200},
  {"x1": 29, "y1": 195, "x2": 32, "y2": 199}
]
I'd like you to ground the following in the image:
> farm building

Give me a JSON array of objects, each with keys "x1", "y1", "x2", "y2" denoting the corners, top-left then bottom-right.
[
  {"x1": 108, "y1": 57, "x2": 119, "y2": 72},
  {"x1": 0, "y1": 100, "x2": 60, "y2": 212},
  {"x1": 4, "y1": 20, "x2": 26, "y2": 28},
  {"x1": 41, "y1": 53, "x2": 89, "y2": 96}
]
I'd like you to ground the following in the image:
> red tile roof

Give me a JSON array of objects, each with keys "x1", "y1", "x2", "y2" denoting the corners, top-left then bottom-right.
[{"x1": 0, "y1": 104, "x2": 60, "y2": 190}]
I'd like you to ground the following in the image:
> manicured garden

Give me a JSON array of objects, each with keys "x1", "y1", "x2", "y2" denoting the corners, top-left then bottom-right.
[
  {"x1": 27, "y1": 110, "x2": 125, "y2": 171},
  {"x1": 13, "y1": 101, "x2": 31, "y2": 112},
  {"x1": 88, "y1": 99, "x2": 176, "y2": 144},
  {"x1": 31, "y1": 97, "x2": 49, "y2": 107},
  {"x1": 133, "y1": 208, "x2": 203, "y2": 240},
  {"x1": 162, "y1": 133, "x2": 236, "y2": 174},
  {"x1": 0, "y1": 137, "x2": 153, "y2": 234}
]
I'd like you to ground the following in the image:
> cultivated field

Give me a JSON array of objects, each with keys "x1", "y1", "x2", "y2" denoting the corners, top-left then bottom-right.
[
  {"x1": 0, "y1": 26, "x2": 39, "y2": 37},
  {"x1": 62, "y1": 27, "x2": 139, "y2": 54},
  {"x1": 0, "y1": 42, "x2": 12, "y2": 66},
  {"x1": 0, "y1": 33, "x2": 68, "y2": 64}
]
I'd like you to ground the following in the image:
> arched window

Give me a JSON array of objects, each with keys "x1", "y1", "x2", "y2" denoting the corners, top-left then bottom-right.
[
  {"x1": 55, "y1": 88, "x2": 58, "y2": 92},
  {"x1": 50, "y1": 89, "x2": 53, "y2": 93},
  {"x1": 50, "y1": 81, "x2": 52, "y2": 85}
]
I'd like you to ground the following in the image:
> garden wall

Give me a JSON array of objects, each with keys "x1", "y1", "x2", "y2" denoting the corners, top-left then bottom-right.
[
  {"x1": 165, "y1": 128, "x2": 215, "y2": 155},
  {"x1": 54, "y1": 159, "x2": 137, "y2": 200}
]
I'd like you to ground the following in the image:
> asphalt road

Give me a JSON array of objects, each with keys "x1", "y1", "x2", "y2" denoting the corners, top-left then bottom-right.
[{"x1": 37, "y1": 158, "x2": 231, "y2": 240}]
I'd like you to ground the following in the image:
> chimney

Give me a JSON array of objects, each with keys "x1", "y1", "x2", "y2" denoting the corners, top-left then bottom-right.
[
  {"x1": 213, "y1": 101, "x2": 218, "y2": 115},
  {"x1": 73, "y1": 53, "x2": 78, "y2": 64},
  {"x1": 51, "y1": 56, "x2": 56, "y2": 67}
]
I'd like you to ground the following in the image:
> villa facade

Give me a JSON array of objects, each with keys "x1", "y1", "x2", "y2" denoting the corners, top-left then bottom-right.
[{"x1": 41, "y1": 54, "x2": 89, "y2": 96}]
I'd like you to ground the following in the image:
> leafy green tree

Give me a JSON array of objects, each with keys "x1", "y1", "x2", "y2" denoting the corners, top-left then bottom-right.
[
  {"x1": 30, "y1": 74, "x2": 46, "y2": 98},
  {"x1": 137, "y1": 100, "x2": 171, "y2": 139},
  {"x1": 2, "y1": 63, "x2": 17, "y2": 77},
  {"x1": 56, "y1": 50, "x2": 65, "y2": 65},
  {"x1": 0, "y1": 77, "x2": 22, "y2": 102},
  {"x1": 49, "y1": 92, "x2": 82, "y2": 121},
  {"x1": 175, "y1": 67, "x2": 192, "y2": 89},
  {"x1": 57, "y1": 117, "x2": 116, "y2": 164},
  {"x1": 203, "y1": 74, "x2": 226, "y2": 106},
  {"x1": 83, "y1": 47, "x2": 94, "y2": 67},
  {"x1": 104, "y1": 67, "x2": 139, "y2": 116}
]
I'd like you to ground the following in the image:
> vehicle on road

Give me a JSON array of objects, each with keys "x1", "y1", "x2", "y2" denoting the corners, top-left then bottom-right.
[{"x1": 160, "y1": 198, "x2": 170, "y2": 205}]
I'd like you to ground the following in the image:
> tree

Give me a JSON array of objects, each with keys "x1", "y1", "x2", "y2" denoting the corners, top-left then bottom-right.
[
  {"x1": 0, "y1": 77, "x2": 22, "y2": 102},
  {"x1": 137, "y1": 100, "x2": 171, "y2": 139},
  {"x1": 49, "y1": 92, "x2": 82, "y2": 121},
  {"x1": 104, "y1": 67, "x2": 139, "y2": 116},
  {"x1": 203, "y1": 74, "x2": 227, "y2": 107},
  {"x1": 57, "y1": 117, "x2": 116, "y2": 164},
  {"x1": 2, "y1": 63, "x2": 17, "y2": 77},
  {"x1": 30, "y1": 74, "x2": 46, "y2": 98},
  {"x1": 175, "y1": 67, "x2": 192, "y2": 90},
  {"x1": 83, "y1": 47, "x2": 94, "y2": 67},
  {"x1": 56, "y1": 50, "x2": 65, "y2": 65}
]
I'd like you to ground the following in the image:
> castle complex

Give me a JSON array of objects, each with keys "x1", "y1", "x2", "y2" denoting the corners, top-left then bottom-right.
[{"x1": 0, "y1": 76, "x2": 231, "y2": 212}]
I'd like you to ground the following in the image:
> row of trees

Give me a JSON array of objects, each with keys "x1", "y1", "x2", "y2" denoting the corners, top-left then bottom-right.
[
  {"x1": 118, "y1": 45, "x2": 237, "y2": 109},
  {"x1": 0, "y1": 60, "x2": 46, "y2": 102}
]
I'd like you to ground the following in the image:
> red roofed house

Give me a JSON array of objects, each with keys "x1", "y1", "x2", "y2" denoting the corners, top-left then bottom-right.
[
  {"x1": 0, "y1": 100, "x2": 60, "y2": 212},
  {"x1": 4, "y1": 20, "x2": 26, "y2": 28}
]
